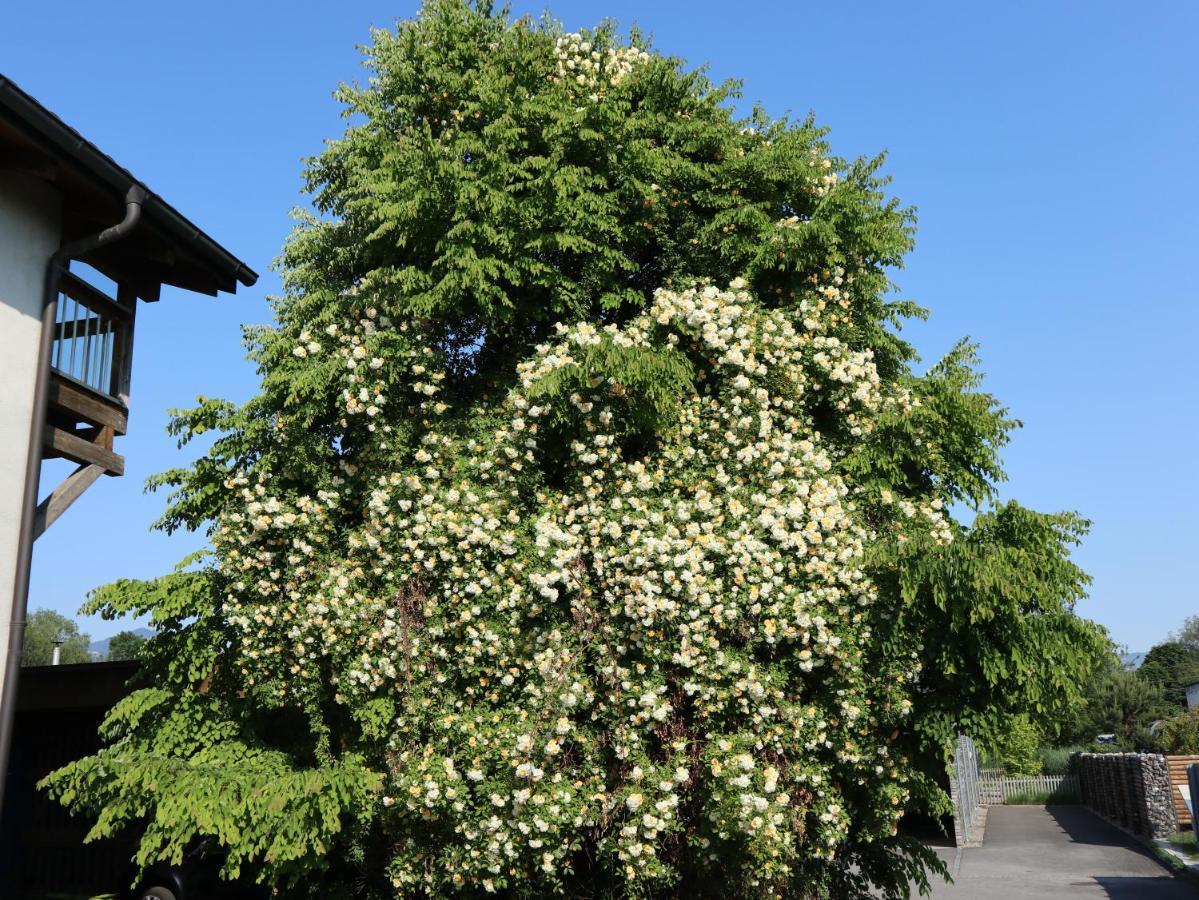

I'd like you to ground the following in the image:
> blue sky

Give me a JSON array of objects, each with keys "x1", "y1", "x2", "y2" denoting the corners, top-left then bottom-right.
[{"x1": 3, "y1": 1, "x2": 1195, "y2": 651}]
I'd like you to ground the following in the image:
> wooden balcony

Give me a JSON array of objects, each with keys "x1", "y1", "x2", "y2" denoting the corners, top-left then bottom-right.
[
  {"x1": 44, "y1": 374, "x2": 125, "y2": 476},
  {"x1": 35, "y1": 272, "x2": 137, "y2": 537},
  {"x1": 49, "y1": 271, "x2": 134, "y2": 406}
]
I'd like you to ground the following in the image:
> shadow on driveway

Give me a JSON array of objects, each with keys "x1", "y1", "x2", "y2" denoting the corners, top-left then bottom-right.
[
  {"x1": 1095, "y1": 876, "x2": 1198, "y2": 899},
  {"x1": 1046, "y1": 804, "x2": 1160, "y2": 849},
  {"x1": 925, "y1": 805, "x2": 1197, "y2": 898}
]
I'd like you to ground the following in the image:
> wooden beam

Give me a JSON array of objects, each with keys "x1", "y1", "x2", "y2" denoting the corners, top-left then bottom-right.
[
  {"x1": 32, "y1": 464, "x2": 105, "y2": 539},
  {"x1": 48, "y1": 373, "x2": 128, "y2": 434},
  {"x1": 114, "y1": 282, "x2": 140, "y2": 403},
  {"x1": 43, "y1": 425, "x2": 123, "y2": 476},
  {"x1": 53, "y1": 318, "x2": 116, "y2": 342},
  {"x1": 0, "y1": 147, "x2": 58, "y2": 180},
  {"x1": 59, "y1": 271, "x2": 132, "y2": 320}
]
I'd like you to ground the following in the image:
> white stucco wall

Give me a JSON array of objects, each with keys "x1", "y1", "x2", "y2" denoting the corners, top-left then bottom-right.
[{"x1": 0, "y1": 173, "x2": 61, "y2": 701}]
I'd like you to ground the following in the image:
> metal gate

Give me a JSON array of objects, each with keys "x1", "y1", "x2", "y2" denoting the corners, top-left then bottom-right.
[{"x1": 949, "y1": 734, "x2": 981, "y2": 846}]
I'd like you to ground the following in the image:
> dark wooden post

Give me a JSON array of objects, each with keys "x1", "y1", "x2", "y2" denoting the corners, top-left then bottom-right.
[{"x1": 112, "y1": 282, "x2": 138, "y2": 407}]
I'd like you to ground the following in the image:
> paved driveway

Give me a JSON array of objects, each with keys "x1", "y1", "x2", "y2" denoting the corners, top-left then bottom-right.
[{"x1": 926, "y1": 805, "x2": 1197, "y2": 898}]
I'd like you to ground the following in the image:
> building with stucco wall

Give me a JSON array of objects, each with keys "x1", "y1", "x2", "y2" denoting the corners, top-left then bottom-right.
[{"x1": 0, "y1": 74, "x2": 255, "y2": 812}]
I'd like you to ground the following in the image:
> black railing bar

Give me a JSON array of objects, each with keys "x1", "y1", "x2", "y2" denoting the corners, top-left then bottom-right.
[
  {"x1": 81, "y1": 304, "x2": 93, "y2": 386},
  {"x1": 51, "y1": 301, "x2": 61, "y2": 371},
  {"x1": 57, "y1": 301, "x2": 65, "y2": 370},
  {"x1": 96, "y1": 322, "x2": 105, "y2": 391},
  {"x1": 100, "y1": 322, "x2": 113, "y2": 396},
  {"x1": 83, "y1": 309, "x2": 91, "y2": 383},
  {"x1": 79, "y1": 308, "x2": 88, "y2": 384},
  {"x1": 66, "y1": 294, "x2": 78, "y2": 379},
  {"x1": 60, "y1": 296, "x2": 69, "y2": 376},
  {"x1": 93, "y1": 316, "x2": 104, "y2": 391},
  {"x1": 91, "y1": 316, "x2": 101, "y2": 390},
  {"x1": 91, "y1": 313, "x2": 100, "y2": 387}
]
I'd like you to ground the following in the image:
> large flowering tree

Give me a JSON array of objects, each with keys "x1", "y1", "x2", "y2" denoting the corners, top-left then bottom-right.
[{"x1": 44, "y1": 3, "x2": 1106, "y2": 897}]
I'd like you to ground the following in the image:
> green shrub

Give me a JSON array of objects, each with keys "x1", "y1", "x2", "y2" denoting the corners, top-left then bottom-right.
[
  {"x1": 1156, "y1": 709, "x2": 1199, "y2": 754},
  {"x1": 1005, "y1": 788, "x2": 1080, "y2": 805},
  {"x1": 1039, "y1": 746, "x2": 1082, "y2": 776},
  {"x1": 1139, "y1": 642, "x2": 1199, "y2": 710},
  {"x1": 1060, "y1": 659, "x2": 1168, "y2": 747},
  {"x1": 991, "y1": 715, "x2": 1042, "y2": 776},
  {"x1": 1005, "y1": 790, "x2": 1050, "y2": 805},
  {"x1": 1166, "y1": 831, "x2": 1197, "y2": 853},
  {"x1": 1162, "y1": 830, "x2": 1199, "y2": 861}
]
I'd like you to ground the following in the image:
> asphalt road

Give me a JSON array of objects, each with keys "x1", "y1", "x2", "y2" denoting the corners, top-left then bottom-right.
[{"x1": 926, "y1": 805, "x2": 1198, "y2": 898}]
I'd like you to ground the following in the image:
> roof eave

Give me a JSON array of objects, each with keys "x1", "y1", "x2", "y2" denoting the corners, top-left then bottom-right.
[{"x1": 0, "y1": 74, "x2": 257, "y2": 294}]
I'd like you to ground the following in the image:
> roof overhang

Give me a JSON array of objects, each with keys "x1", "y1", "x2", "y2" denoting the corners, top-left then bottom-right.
[{"x1": 0, "y1": 74, "x2": 257, "y2": 301}]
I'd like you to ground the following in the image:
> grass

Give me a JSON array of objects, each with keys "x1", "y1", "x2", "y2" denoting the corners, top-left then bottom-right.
[
  {"x1": 1005, "y1": 789, "x2": 1081, "y2": 805},
  {"x1": 1145, "y1": 830, "x2": 1199, "y2": 887},
  {"x1": 1039, "y1": 746, "x2": 1084, "y2": 776},
  {"x1": 1165, "y1": 830, "x2": 1199, "y2": 858}
]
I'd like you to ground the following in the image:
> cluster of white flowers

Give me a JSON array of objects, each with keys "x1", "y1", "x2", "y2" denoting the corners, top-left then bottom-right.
[
  {"x1": 291, "y1": 329, "x2": 323, "y2": 358},
  {"x1": 553, "y1": 33, "x2": 649, "y2": 100},
  {"x1": 886, "y1": 493, "x2": 955, "y2": 545},
  {"x1": 770, "y1": 156, "x2": 838, "y2": 201},
  {"x1": 215, "y1": 276, "x2": 954, "y2": 894},
  {"x1": 816, "y1": 157, "x2": 838, "y2": 195}
]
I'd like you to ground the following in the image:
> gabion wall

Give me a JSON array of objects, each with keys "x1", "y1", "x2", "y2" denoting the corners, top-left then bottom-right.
[{"x1": 1074, "y1": 752, "x2": 1177, "y2": 839}]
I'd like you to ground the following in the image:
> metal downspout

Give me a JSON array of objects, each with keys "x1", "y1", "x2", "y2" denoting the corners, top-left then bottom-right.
[{"x1": 0, "y1": 184, "x2": 146, "y2": 815}]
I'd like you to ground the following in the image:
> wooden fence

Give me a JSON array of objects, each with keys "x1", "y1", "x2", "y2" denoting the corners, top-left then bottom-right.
[
  {"x1": 1167, "y1": 755, "x2": 1199, "y2": 827},
  {"x1": 978, "y1": 774, "x2": 1080, "y2": 805}
]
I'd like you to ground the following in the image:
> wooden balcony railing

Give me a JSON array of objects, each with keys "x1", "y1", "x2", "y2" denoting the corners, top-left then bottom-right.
[
  {"x1": 36, "y1": 272, "x2": 136, "y2": 533},
  {"x1": 50, "y1": 271, "x2": 134, "y2": 407}
]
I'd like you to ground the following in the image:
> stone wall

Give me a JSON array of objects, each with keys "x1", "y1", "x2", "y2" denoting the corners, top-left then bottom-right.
[{"x1": 1074, "y1": 752, "x2": 1178, "y2": 838}]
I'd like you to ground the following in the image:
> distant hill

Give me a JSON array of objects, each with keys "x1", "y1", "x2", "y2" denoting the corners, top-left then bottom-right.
[
  {"x1": 1120, "y1": 651, "x2": 1147, "y2": 671},
  {"x1": 89, "y1": 627, "x2": 154, "y2": 660}
]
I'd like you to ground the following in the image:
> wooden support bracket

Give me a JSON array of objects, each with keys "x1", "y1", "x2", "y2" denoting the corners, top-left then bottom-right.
[
  {"x1": 48, "y1": 372, "x2": 128, "y2": 435},
  {"x1": 32, "y1": 463, "x2": 106, "y2": 539},
  {"x1": 43, "y1": 424, "x2": 123, "y2": 476}
]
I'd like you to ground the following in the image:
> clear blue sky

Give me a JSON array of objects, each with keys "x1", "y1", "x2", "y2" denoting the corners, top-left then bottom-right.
[{"x1": 3, "y1": 1, "x2": 1195, "y2": 651}]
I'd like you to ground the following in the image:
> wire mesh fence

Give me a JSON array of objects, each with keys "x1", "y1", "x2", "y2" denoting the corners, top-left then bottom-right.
[{"x1": 949, "y1": 734, "x2": 982, "y2": 845}]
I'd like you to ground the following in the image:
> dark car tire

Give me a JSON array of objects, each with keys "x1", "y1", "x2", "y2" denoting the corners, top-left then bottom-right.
[{"x1": 138, "y1": 887, "x2": 179, "y2": 900}]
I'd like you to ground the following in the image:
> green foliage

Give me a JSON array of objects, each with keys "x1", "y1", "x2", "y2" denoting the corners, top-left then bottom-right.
[
  {"x1": 1155, "y1": 709, "x2": 1199, "y2": 755},
  {"x1": 22, "y1": 608, "x2": 91, "y2": 666},
  {"x1": 988, "y1": 715, "x2": 1041, "y2": 777},
  {"x1": 1004, "y1": 787, "x2": 1080, "y2": 805},
  {"x1": 871, "y1": 501, "x2": 1107, "y2": 757},
  {"x1": 105, "y1": 630, "x2": 147, "y2": 662},
  {"x1": 46, "y1": 727, "x2": 381, "y2": 884},
  {"x1": 1139, "y1": 641, "x2": 1199, "y2": 710},
  {"x1": 1064, "y1": 656, "x2": 1165, "y2": 747},
  {"x1": 41, "y1": 3, "x2": 1104, "y2": 897},
  {"x1": 1038, "y1": 746, "x2": 1082, "y2": 776},
  {"x1": 1175, "y1": 615, "x2": 1199, "y2": 652},
  {"x1": 1060, "y1": 652, "x2": 1166, "y2": 747},
  {"x1": 1166, "y1": 830, "x2": 1198, "y2": 857}
]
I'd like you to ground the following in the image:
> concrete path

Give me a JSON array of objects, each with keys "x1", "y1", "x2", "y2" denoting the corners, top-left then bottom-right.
[{"x1": 926, "y1": 805, "x2": 1197, "y2": 898}]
